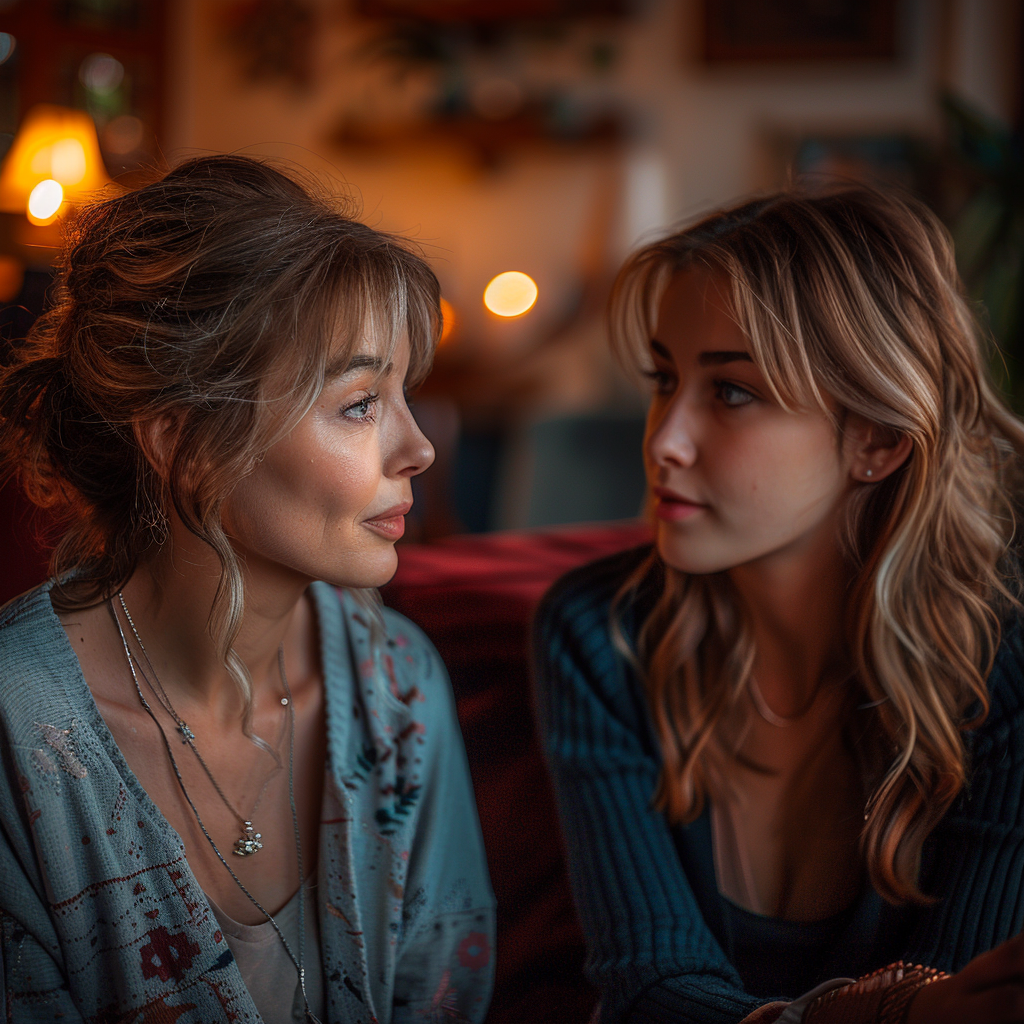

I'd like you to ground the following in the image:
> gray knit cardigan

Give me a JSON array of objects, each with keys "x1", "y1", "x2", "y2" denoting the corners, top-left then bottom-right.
[{"x1": 0, "y1": 580, "x2": 495, "y2": 1023}]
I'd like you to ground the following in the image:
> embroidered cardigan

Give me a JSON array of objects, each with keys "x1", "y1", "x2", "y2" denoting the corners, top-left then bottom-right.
[
  {"x1": 534, "y1": 545, "x2": 1024, "y2": 1023},
  {"x1": 0, "y1": 580, "x2": 495, "y2": 1024}
]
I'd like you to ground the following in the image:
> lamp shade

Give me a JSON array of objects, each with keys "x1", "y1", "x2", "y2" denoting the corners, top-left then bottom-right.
[{"x1": 0, "y1": 104, "x2": 111, "y2": 217}]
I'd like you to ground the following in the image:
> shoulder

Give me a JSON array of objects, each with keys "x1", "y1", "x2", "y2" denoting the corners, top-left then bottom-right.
[
  {"x1": 534, "y1": 543, "x2": 657, "y2": 677},
  {"x1": 969, "y1": 610, "x2": 1024, "y2": 762},
  {"x1": 533, "y1": 544, "x2": 661, "y2": 742},
  {"x1": 376, "y1": 602, "x2": 451, "y2": 711},
  {"x1": 535, "y1": 543, "x2": 656, "y2": 644},
  {"x1": 0, "y1": 583, "x2": 82, "y2": 740},
  {"x1": 311, "y1": 581, "x2": 453, "y2": 726},
  {"x1": 0, "y1": 581, "x2": 57, "y2": 650}
]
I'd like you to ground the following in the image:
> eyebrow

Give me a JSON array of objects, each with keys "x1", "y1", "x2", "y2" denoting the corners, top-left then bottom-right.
[
  {"x1": 698, "y1": 350, "x2": 753, "y2": 366},
  {"x1": 325, "y1": 352, "x2": 392, "y2": 380},
  {"x1": 649, "y1": 339, "x2": 754, "y2": 367}
]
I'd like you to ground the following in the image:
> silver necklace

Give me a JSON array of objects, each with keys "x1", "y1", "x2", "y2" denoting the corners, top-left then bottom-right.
[
  {"x1": 117, "y1": 593, "x2": 278, "y2": 856},
  {"x1": 111, "y1": 598, "x2": 321, "y2": 1023}
]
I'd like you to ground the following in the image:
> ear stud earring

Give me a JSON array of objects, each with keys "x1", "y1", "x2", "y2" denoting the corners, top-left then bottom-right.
[{"x1": 865, "y1": 469, "x2": 873, "y2": 477}]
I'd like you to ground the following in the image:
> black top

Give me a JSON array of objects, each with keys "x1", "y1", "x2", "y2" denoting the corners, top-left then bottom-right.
[
  {"x1": 674, "y1": 808, "x2": 909, "y2": 998},
  {"x1": 534, "y1": 544, "x2": 1024, "y2": 1023}
]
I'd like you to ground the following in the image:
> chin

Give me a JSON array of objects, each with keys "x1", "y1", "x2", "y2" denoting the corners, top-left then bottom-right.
[
  {"x1": 656, "y1": 530, "x2": 734, "y2": 576},
  {"x1": 321, "y1": 546, "x2": 400, "y2": 591}
]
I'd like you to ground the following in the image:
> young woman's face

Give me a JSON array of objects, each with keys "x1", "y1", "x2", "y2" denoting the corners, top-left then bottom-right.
[
  {"x1": 223, "y1": 332, "x2": 434, "y2": 591},
  {"x1": 645, "y1": 267, "x2": 852, "y2": 576}
]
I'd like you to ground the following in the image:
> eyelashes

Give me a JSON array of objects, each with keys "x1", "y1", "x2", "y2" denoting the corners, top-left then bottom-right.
[
  {"x1": 642, "y1": 370, "x2": 756, "y2": 407},
  {"x1": 341, "y1": 393, "x2": 379, "y2": 422},
  {"x1": 715, "y1": 381, "x2": 754, "y2": 407}
]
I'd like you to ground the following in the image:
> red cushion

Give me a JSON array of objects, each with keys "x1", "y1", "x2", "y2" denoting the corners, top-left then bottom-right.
[{"x1": 0, "y1": 481, "x2": 51, "y2": 607}]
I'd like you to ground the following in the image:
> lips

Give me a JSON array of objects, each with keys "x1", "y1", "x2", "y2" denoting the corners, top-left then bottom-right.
[
  {"x1": 652, "y1": 486, "x2": 707, "y2": 522},
  {"x1": 363, "y1": 500, "x2": 413, "y2": 540}
]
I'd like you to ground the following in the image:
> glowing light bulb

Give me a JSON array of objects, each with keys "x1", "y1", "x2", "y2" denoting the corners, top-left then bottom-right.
[
  {"x1": 50, "y1": 138, "x2": 87, "y2": 185},
  {"x1": 439, "y1": 297, "x2": 456, "y2": 344},
  {"x1": 483, "y1": 271, "x2": 538, "y2": 318},
  {"x1": 27, "y1": 179, "x2": 63, "y2": 224}
]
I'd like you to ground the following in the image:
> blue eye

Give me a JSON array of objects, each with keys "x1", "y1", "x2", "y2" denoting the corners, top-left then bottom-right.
[
  {"x1": 341, "y1": 394, "x2": 378, "y2": 421},
  {"x1": 716, "y1": 381, "x2": 754, "y2": 407}
]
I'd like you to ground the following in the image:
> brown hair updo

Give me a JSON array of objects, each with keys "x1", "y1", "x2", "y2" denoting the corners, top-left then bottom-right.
[{"x1": 0, "y1": 154, "x2": 440, "y2": 697}]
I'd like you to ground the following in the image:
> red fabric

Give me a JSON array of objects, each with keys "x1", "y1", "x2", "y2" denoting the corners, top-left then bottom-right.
[
  {"x1": 0, "y1": 481, "x2": 51, "y2": 606},
  {"x1": 383, "y1": 521, "x2": 652, "y2": 1024}
]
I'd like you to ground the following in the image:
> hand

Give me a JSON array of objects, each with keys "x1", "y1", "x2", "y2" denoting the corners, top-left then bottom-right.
[{"x1": 907, "y1": 934, "x2": 1024, "y2": 1023}]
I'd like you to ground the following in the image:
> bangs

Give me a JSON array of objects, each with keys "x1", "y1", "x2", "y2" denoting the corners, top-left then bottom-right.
[
  {"x1": 252, "y1": 221, "x2": 440, "y2": 453},
  {"x1": 323, "y1": 238, "x2": 440, "y2": 392},
  {"x1": 611, "y1": 243, "x2": 827, "y2": 418},
  {"x1": 719, "y1": 254, "x2": 829, "y2": 418}
]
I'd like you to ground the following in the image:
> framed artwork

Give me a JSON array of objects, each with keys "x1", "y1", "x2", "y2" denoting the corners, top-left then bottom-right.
[
  {"x1": 702, "y1": 0, "x2": 899, "y2": 62},
  {"x1": 356, "y1": 0, "x2": 630, "y2": 21}
]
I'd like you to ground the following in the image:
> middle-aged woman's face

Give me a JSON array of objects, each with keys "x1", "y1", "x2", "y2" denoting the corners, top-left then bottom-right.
[
  {"x1": 223, "y1": 330, "x2": 434, "y2": 591},
  {"x1": 645, "y1": 266, "x2": 851, "y2": 576}
]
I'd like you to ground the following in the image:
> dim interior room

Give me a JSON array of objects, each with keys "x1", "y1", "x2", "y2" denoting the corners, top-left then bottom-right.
[{"x1": 0, "y1": 1, "x2": 1022, "y2": 1021}]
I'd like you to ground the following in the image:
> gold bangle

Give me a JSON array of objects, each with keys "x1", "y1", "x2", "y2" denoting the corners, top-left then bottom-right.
[
  {"x1": 804, "y1": 962, "x2": 949, "y2": 1024},
  {"x1": 878, "y1": 965, "x2": 947, "y2": 1024}
]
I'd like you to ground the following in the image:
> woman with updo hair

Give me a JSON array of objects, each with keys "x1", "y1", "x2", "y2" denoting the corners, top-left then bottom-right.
[{"x1": 0, "y1": 155, "x2": 494, "y2": 1023}]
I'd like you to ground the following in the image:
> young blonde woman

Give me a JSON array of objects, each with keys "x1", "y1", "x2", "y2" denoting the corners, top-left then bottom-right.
[
  {"x1": 535, "y1": 187, "x2": 1024, "y2": 1023},
  {"x1": 0, "y1": 156, "x2": 494, "y2": 1023}
]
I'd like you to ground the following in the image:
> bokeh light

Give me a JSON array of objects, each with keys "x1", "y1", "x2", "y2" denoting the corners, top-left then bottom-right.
[
  {"x1": 102, "y1": 114, "x2": 145, "y2": 155},
  {"x1": 47, "y1": 138, "x2": 87, "y2": 184},
  {"x1": 27, "y1": 179, "x2": 63, "y2": 224},
  {"x1": 79, "y1": 53, "x2": 125, "y2": 95},
  {"x1": 440, "y1": 297, "x2": 456, "y2": 344},
  {"x1": 0, "y1": 34, "x2": 15, "y2": 66},
  {"x1": 483, "y1": 272, "x2": 538, "y2": 318},
  {"x1": 0, "y1": 256, "x2": 23, "y2": 303}
]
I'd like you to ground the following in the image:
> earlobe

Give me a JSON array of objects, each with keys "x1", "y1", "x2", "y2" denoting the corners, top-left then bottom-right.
[{"x1": 854, "y1": 426, "x2": 912, "y2": 484}]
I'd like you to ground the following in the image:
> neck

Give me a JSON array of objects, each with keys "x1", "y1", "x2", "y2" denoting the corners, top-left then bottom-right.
[
  {"x1": 727, "y1": 513, "x2": 851, "y2": 716},
  {"x1": 120, "y1": 517, "x2": 312, "y2": 723}
]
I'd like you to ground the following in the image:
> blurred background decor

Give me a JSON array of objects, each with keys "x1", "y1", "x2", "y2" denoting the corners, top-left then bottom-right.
[
  {"x1": 1, "y1": 2, "x2": 1023, "y2": 1021},
  {"x1": 702, "y1": 0, "x2": 899, "y2": 63},
  {"x1": 221, "y1": 0, "x2": 317, "y2": 91},
  {"x1": 941, "y1": 94, "x2": 1024, "y2": 408}
]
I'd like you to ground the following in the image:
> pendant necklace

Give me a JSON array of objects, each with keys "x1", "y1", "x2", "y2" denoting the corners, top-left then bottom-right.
[
  {"x1": 117, "y1": 593, "x2": 278, "y2": 856},
  {"x1": 111, "y1": 596, "x2": 321, "y2": 1023}
]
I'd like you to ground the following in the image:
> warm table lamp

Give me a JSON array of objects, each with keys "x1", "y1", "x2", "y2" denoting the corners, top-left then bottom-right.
[{"x1": 0, "y1": 104, "x2": 110, "y2": 226}]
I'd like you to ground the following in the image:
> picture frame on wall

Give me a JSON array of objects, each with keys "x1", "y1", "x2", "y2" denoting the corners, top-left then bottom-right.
[{"x1": 702, "y1": 0, "x2": 899, "y2": 62}]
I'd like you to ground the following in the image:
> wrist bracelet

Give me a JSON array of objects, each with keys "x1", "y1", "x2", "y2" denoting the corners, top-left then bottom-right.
[
  {"x1": 878, "y1": 964, "x2": 946, "y2": 1023},
  {"x1": 803, "y1": 962, "x2": 948, "y2": 1024}
]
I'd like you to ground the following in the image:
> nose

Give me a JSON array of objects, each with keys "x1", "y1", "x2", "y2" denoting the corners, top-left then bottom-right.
[
  {"x1": 645, "y1": 393, "x2": 697, "y2": 473},
  {"x1": 393, "y1": 401, "x2": 435, "y2": 479}
]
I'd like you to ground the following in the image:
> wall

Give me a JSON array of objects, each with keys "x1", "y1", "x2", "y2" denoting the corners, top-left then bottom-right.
[{"x1": 163, "y1": 0, "x2": 1019, "y2": 409}]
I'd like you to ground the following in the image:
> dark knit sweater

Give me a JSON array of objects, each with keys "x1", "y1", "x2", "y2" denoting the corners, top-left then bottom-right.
[{"x1": 533, "y1": 545, "x2": 1024, "y2": 1024}]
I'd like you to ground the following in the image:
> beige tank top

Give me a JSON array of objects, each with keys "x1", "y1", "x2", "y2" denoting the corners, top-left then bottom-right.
[{"x1": 206, "y1": 876, "x2": 325, "y2": 1022}]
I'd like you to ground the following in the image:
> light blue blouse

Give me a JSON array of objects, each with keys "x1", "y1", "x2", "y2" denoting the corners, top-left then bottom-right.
[{"x1": 0, "y1": 580, "x2": 495, "y2": 1023}]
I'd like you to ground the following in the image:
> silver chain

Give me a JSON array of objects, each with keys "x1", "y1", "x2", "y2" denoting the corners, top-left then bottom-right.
[
  {"x1": 118, "y1": 593, "x2": 282, "y2": 852},
  {"x1": 111, "y1": 597, "x2": 320, "y2": 1023}
]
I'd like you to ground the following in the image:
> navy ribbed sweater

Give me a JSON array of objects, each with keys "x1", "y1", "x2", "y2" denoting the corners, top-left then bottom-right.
[{"x1": 533, "y1": 545, "x2": 1024, "y2": 1024}]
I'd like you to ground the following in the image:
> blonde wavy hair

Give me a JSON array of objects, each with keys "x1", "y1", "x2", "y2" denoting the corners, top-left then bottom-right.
[
  {"x1": 0, "y1": 155, "x2": 440, "y2": 715},
  {"x1": 610, "y1": 185, "x2": 1024, "y2": 904}
]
